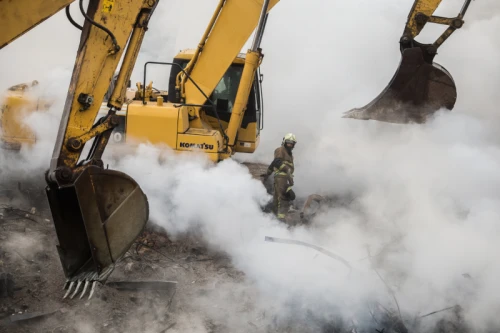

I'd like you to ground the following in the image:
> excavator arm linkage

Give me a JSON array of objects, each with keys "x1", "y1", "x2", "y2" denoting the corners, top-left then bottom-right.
[
  {"x1": 1, "y1": 0, "x2": 282, "y2": 297},
  {"x1": 344, "y1": 0, "x2": 473, "y2": 124},
  {"x1": 35, "y1": 0, "x2": 157, "y2": 297}
]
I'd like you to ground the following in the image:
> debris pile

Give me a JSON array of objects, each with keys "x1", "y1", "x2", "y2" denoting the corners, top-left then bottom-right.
[{"x1": 0, "y1": 179, "x2": 478, "y2": 333}]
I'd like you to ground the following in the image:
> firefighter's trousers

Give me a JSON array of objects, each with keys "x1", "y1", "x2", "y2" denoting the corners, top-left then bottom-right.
[{"x1": 273, "y1": 175, "x2": 291, "y2": 220}]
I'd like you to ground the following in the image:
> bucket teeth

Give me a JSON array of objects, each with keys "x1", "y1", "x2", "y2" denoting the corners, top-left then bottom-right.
[
  {"x1": 70, "y1": 280, "x2": 83, "y2": 299},
  {"x1": 79, "y1": 280, "x2": 91, "y2": 299},
  {"x1": 88, "y1": 280, "x2": 98, "y2": 300},
  {"x1": 63, "y1": 281, "x2": 75, "y2": 299},
  {"x1": 61, "y1": 271, "x2": 104, "y2": 300}
]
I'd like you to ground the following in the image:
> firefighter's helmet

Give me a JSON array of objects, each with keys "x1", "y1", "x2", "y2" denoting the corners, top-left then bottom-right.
[{"x1": 282, "y1": 133, "x2": 297, "y2": 147}]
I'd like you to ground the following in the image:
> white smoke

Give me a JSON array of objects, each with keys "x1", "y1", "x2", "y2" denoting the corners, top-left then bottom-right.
[
  {"x1": 1, "y1": 0, "x2": 499, "y2": 331},
  {"x1": 0, "y1": 7, "x2": 79, "y2": 178},
  {"x1": 0, "y1": 70, "x2": 72, "y2": 178}
]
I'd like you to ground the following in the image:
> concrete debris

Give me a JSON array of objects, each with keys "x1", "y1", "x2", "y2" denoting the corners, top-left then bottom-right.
[
  {"x1": 0, "y1": 272, "x2": 15, "y2": 298},
  {"x1": 106, "y1": 280, "x2": 177, "y2": 292},
  {"x1": 264, "y1": 236, "x2": 351, "y2": 269},
  {"x1": 6, "y1": 309, "x2": 60, "y2": 324}
]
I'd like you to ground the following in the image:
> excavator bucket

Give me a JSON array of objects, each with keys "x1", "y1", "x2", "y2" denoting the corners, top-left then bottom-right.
[
  {"x1": 45, "y1": 166, "x2": 148, "y2": 298},
  {"x1": 343, "y1": 47, "x2": 457, "y2": 124}
]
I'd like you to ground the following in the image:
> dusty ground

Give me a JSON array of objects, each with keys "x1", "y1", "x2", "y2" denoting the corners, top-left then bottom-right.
[
  {"x1": 0, "y1": 184, "x2": 265, "y2": 332},
  {"x1": 0, "y1": 165, "x2": 321, "y2": 333},
  {"x1": 0, "y1": 168, "x2": 474, "y2": 333},
  {"x1": 0, "y1": 168, "x2": 281, "y2": 333}
]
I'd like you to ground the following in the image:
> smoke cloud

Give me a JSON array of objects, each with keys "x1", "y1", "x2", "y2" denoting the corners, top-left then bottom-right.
[{"x1": 1, "y1": 0, "x2": 500, "y2": 331}]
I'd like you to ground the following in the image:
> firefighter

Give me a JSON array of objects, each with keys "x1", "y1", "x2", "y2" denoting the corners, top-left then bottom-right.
[{"x1": 262, "y1": 133, "x2": 297, "y2": 221}]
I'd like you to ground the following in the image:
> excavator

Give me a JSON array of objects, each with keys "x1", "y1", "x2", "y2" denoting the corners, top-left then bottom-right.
[
  {"x1": 0, "y1": 80, "x2": 52, "y2": 150},
  {"x1": 1, "y1": 0, "x2": 280, "y2": 300},
  {"x1": 0, "y1": 0, "x2": 473, "y2": 299},
  {"x1": 1, "y1": 0, "x2": 473, "y2": 150},
  {"x1": 344, "y1": 0, "x2": 473, "y2": 124}
]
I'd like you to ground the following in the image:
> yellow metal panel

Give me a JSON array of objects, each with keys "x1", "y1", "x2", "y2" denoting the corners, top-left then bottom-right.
[
  {"x1": 204, "y1": 113, "x2": 259, "y2": 154},
  {"x1": 50, "y1": 0, "x2": 150, "y2": 170},
  {"x1": 175, "y1": 49, "x2": 246, "y2": 65},
  {"x1": 225, "y1": 50, "x2": 260, "y2": 145},
  {"x1": 102, "y1": 0, "x2": 115, "y2": 13},
  {"x1": 0, "y1": 0, "x2": 75, "y2": 49},
  {"x1": 108, "y1": 1, "x2": 151, "y2": 110},
  {"x1": 177, "y1": 106, "x2": 189, "y2": 133},
  {"x1": 0, "y1": 89, "x2": 52, "y2": 149},
  {"x1": 177, "y1": 130, "x2": 220, "y2": 154},
  {"x1": 406, "y1": 0, "x2": 443, "y2": 37},
  {"x1": 203, "y1": 114, "x2": 259, "y2": 154},
  {"x1": 1, "y1": 95, "x2": 37, "y2": 147},
  {"x1": 235, "y1": 134, "x2": 260, "y2": 154},
  {"x1": 174, "y1": 49, "x2": 197, "y2": 61},
  {"x1": 125, "y1": 101, "x2": 179, "y2": 147},
  {"x1": 202, "y1": 152, "x2": 221, "y2": 162},
  {"x1": 185, "y1": 0, "x2": 280, "y2": 106},
  {"x1": 235, "y1": 122, "x2": 258, "y2": 142},
  {"x1": 205, "y1": 116, "x2": 228, "y2": 132}
]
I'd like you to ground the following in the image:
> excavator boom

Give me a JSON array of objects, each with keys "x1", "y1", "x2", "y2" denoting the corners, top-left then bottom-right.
[
  {"x1": 343, "y1": 0, "x2": 473, "y2": 124},
  {"x1": 1, "y1": 0, "x2": 281, "y2": 298},
  {"x1": 183, "y1": 0, "x2": 279, "y2": 106},
  {"x1": 0, "y1": 0, "x2": 75, "y2": 49},
  {"x1": 1, "y1": 0, "x2": 157, "y2": 297}
]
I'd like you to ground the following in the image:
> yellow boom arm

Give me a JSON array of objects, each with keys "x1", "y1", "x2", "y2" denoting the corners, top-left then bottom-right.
[
  {"x1": 175, "y1": 0, "x2": 279, "y2": 151},
  {"x1": 402, "y1": 0, "x2": 472, "y2": 51},
  {"x1": 181, "y1": 0, "x2": 279, "y2": 107},
  {"x1": 42, "y1": 0, "x2": 156, "y2": 294},
  {"x1": 0, "y1": 0, "x2": 75, "y2": 49},
  {"x1": 48, "y1": 0, "x2": 155, "y2": 175}
]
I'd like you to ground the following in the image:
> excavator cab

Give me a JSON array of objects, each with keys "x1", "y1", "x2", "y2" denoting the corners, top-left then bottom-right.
[
  {"x1": 123, "y1": 50, "x2": 265, "y2": 159},
  {"x1": 202, "y1": 55, "x2": 265, "y2": 154},
  {"x1": 344, "y1": 0, "x2": 472, "y2": 124}
]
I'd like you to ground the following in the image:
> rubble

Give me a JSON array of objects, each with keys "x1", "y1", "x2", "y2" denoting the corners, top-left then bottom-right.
[
  {"x1": 264, "y1": 236, "x2": 351, "y2": 269},
  {"x1": 0, "y1": 178, "x2": 476, "y2": 333},
  {"x1": 0, "y1": 272, "x2": 15, "y2": 298}
]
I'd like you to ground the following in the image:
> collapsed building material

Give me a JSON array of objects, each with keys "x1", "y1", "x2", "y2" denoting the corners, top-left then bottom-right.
[
  {"x1": 264, "y1": 236, "x2": 351, "y2": 270},
  {"x1": 106, "y1": 280, "x2": 177, "y2": 292},
  {"x1": 0, "y1": 273, "x2": 15, "y2": 298}
]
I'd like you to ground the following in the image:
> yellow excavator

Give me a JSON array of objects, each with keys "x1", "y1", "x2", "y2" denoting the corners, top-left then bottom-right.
[
  {"x1": 0, "y1": 80, "x2": 53, "y2": 150},
  {"x1": 1, "y1": 0, "x2": 280, "y2": 299},
  {"x1": 0, "y1": 0, "x2": 473, "y2": 298},
  {"x1": 1, "y1": 0, "x2": 474, "y2": 151}
]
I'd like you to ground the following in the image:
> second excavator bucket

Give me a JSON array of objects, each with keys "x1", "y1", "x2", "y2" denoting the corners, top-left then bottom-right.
[
  {"x1": 46, "y1": 166, "x2": 149, "y2": 297},
  {"x1": 343, "y1": 46, "x2": 457, "y2": 124}
]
